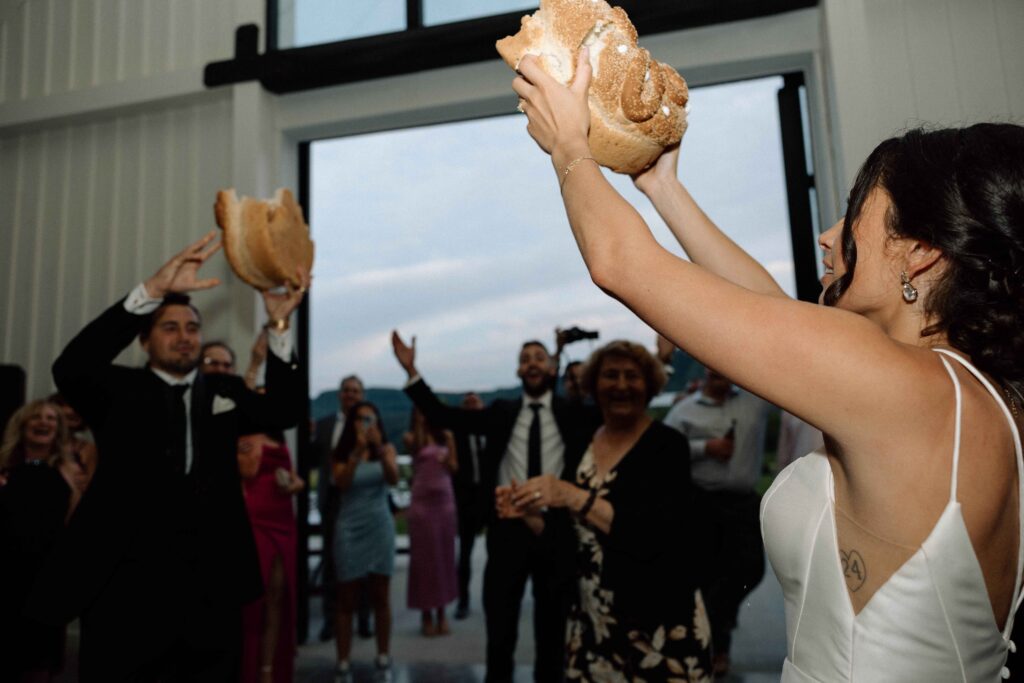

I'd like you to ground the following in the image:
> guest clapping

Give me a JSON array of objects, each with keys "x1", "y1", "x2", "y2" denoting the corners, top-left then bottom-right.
[
  {"x1": 497, "y1": 341, "x2": 711, "y2": 681},
  {"x1": 332, "y1": 402, "x2": 399, "y2": 683},
  {"x1": 403, "y1": 407, "x2": 459, "y2": 636}
]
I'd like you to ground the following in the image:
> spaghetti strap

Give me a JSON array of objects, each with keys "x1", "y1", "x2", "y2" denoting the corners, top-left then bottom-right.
[
  {"x1": 932, "y1": 348, "x2": 1024, "y2": 638},
  {"x1": 936, "y1": 355, "x2": 963, "y2": 502}
]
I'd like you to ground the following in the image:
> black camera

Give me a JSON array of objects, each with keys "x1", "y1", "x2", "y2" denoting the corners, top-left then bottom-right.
[{"x1": 560, "y1": 326, "x2": 599, "y2": 345}]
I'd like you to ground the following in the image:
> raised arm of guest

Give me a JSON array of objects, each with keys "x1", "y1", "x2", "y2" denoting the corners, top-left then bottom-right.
[
  {"x1": 391, "y1": 331, "x2": 492, "y2": 435},
  {"x1": 51, "y1": 232, "x2": 223, "y2": 426},
  {"x1": 242, "y1": 329, "x2": 269, "y2": 390},
  {"x1": 235, "y1": 273, "x2": 310, "y2": 433}
]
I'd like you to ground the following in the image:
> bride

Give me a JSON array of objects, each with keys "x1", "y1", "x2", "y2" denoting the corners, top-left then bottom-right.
[{"x1": 511, "y1": 48, "x2": 1024, "y2": 681}]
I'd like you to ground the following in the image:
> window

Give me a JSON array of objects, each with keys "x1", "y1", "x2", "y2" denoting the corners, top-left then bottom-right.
[
  {"x1": 423, "y1": 0, "x2": 537, "y2": 26},
  {"x1": 276, "y1": 0, "x2": 406, "y2": 48},
  {"x1": 306, "y1": 75, "x2": 798, "y2": 401},
  {"x1": 274, "y1": 0, "x2": 539, "y2": 49}
]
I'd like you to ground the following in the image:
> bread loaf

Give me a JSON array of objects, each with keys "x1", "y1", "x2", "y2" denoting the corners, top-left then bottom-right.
[
  {"x1": 496, "y1": 0, "x2": 689, "y2": 174},
  {"x1": 214, "y1": 188, "x2": 314, "y2": 290}
]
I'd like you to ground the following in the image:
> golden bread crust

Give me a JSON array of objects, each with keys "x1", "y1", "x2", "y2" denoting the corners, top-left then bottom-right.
[
  {"x1": 496, "y1": 0, "x2": 689, "y2": 174},
  {"x1": 214, "y1": 188, "x2": 314, "y2": 290}
]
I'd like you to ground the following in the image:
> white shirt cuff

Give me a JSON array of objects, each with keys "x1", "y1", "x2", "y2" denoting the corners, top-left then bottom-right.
[
  {"x1": 404, "y1": 374, "x2": 422, "y2": 389},
  {"x1": 124, "y1": 283, "x2": 163, "y2": 314},
  {"x1": 267, "y1": 329, "x2": 293, "y2": 360}
]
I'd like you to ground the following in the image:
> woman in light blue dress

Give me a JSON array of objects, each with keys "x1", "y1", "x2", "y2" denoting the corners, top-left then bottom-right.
[{"x1": 331, "y1": 401, "x2": 399, "y2": 683}]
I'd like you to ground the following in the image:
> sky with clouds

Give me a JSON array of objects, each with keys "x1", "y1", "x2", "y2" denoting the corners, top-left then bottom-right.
[
  {"x1": 290, "y1": 0, "x2": 540, "y2": 45},
  {"x1": 307, "y1": 74, "x2": 796, "y2": 396}
]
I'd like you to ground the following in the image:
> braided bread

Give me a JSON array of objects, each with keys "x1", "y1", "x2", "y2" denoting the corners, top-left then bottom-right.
[{"x1": 497, "y1": 0, "x2": 689, "y2": 174}]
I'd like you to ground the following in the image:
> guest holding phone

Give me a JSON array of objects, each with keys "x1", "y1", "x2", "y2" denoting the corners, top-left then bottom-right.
[{"x1": 331, "y1": 401, "x2": 399, "y2": 683}]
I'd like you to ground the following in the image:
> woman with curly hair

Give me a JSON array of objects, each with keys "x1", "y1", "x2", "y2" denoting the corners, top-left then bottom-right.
[
  {"x1": 512, "y1": 49, "x2": 1024, "y2": 681},
  {"x1": 500, "y1": 340, "x2": 710, "y2": 681}
]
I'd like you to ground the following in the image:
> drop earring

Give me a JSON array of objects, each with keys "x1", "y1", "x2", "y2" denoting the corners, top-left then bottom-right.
[{"x1": 901, "y1": 271, "x2": 918, "y2": 303}]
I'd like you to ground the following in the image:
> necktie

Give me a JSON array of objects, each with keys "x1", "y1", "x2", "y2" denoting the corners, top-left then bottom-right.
[
  {"x1": 528, "y1": 402, "x2": 542, "y2": 478},
  {"x1": 168, "y1": 384, "x2": 189, "y2": 477}
]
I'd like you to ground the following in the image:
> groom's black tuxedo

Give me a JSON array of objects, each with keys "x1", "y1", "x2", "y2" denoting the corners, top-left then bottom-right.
[
  {"x1": 404, "y1": 377, "x2": 599, "y2": 683},
  {"x1": 32, "y1": 297, "x2": 302, "y2": 681}
]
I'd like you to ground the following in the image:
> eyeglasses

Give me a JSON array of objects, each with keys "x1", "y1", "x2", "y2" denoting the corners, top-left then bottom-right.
[{"x1": 203, "y1": 358, "x2": 234, "y2": 369}]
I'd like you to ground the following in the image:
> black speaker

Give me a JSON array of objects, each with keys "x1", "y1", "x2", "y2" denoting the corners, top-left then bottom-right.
[{"x1": 0, "y1": 364, "x2": 26, "y2": 432}]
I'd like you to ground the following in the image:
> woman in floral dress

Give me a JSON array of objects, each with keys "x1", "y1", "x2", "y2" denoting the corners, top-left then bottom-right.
[{"x1": 498, "y1": 340, "x2": 711, "y2": 682}]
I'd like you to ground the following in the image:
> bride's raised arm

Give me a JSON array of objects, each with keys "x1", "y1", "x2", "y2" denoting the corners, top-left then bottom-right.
[
  {"x1": 632, "y1": 145, "x2": 789, "y2": 299},
  {"x1": 512, "y1": 50, "x2": 948, "y2": 454}
]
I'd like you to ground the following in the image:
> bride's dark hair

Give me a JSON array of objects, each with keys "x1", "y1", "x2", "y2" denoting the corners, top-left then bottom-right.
[{"x1": 824, "y1": 123, "x2": 1024, "y2": 390}]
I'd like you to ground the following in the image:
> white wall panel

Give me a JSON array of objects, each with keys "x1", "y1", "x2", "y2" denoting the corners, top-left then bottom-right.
[
  {"x1": 1, "y1": 0, "x2": 236, "y2": 105},
  {"x1": 0, "y1": 16, "x2": 7, "y2": 103},
  {"x1": 0, "y1": 94, "x2": 236, "y2": 399},
  {"x1": 995, "y1": 0, "x2": 1024, "y2": 117},
  {"x1": 947, "y1": 0, "x2": 1010, "y2": 122},
  {"x1": 4, "y1": 1, "x2": 27, "y2": 102},
  {"x1": 823, "y1": 0, "x2": 1023, "y2": 195},
  {"x1": 23, "y1": 0, "x2": 48, "y2": 100}
]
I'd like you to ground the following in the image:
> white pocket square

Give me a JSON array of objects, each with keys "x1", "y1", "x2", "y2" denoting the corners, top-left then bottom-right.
[{"x1": 212, "y1": 395, "x2": 236, "y2": 415}]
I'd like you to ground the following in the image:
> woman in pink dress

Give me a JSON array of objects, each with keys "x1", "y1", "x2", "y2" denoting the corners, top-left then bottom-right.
[
  {"x1": 403, "y1": 408, "x2": 459, "y2": 636},
  {"x1": 237, "y1": 432, "x2": 304, "y2": 683}
]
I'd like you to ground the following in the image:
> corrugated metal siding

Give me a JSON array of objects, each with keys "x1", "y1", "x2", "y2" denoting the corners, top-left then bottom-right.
[
  {"x1": 0, "y1": 0, "x2": 244, "y2": 400},
  {"x1": 0, "y1": 0, "x2": 233, "y2": 101},
  {"x1": 823, "y1": 0, "x2": 1023, "y2": 194},
  {"x1": 867, "y1": 0, "x2": 1023, "y2": 130},
  {"x1": 1, "y1": 97, "x2": 234, "y2": 398}
]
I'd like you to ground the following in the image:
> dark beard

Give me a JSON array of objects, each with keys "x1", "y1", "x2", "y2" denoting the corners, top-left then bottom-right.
[
  {"x1": 522, "y1": 375, "x2": 553, "y2": 398},
  {"x1": 152, "y1": 355, "x2": 199, "y2": 377}
]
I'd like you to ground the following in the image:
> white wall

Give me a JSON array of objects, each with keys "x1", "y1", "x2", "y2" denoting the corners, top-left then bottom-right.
[
  {"x1": 0, "y1": 0, "x2": 269, "y2": 399},
  {"x1": 822, "y1": 0, "x2": 1024, "y2": 194},
  {"x1": 2, "y1": 0, "x2": 1021, "y2": 401}
]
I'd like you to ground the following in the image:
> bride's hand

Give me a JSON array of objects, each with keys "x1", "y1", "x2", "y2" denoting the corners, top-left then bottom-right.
[
  {"x1": 513, "y1": 49, "x2": 593, "y2": 165},
  {"x1": 632, "y1": 143, "x2": 680, "y2": 195}
]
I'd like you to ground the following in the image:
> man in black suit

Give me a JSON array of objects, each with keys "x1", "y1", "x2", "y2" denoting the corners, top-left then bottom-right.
[
  {"x1": 310, "y1": 374, "x2": 372, "y2": 641},
  {"x1": 391, "y1": 332, "x2": 597, "y2": 683},
  {"x1": 34, "y1": 232, "x2": 308, "y2": 682},
  {"x1": 452, "y1": 391, "x2": 485, "y2": 619}
]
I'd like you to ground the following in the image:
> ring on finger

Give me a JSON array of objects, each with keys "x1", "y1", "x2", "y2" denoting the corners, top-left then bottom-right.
[{"x1": 534, "y1": 491, "x2": 541, "y2": 500}]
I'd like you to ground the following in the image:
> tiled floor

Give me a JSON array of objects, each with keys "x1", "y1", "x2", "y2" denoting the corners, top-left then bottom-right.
[
  {"x1": 55, "y1": 540, "x2": 786, "y2": 682},
  {"x1": 296, "y1": 542, "x2": 786, "y2": 682}
]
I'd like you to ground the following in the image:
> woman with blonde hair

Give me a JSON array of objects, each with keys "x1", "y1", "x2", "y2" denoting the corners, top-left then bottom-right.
[
  {"x1": 0, "y1": 399, "x2": 69, "y2": 477},
  {"x1": 0, "y1": 400, "x2": 84, "y2": 682}
]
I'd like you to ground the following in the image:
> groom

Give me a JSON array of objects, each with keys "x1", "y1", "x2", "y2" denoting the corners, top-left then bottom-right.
[{"x1": 35, "y1": 231, "x2": 309, "y2": 682}]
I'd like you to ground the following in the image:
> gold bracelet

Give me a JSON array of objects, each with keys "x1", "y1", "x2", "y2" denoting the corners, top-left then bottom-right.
[
  {"x1": 560, "y1": 156, "x2": 597, "y2": 190},
  {"x1": 265, "y1": 318, "x2": 289, "y2": 332}
]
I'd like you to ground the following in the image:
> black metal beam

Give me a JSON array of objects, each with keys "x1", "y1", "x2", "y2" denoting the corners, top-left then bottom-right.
[
  {"x1": 206, "y1": 0, "x2": 818, "y2": 94},
  {"x1": 777, "y1": 72, "x2": 820, "y2": 303},
  {"x1": 407, "y1": 0, "x2": 423, "y2": 31},
  {"x1": 295, "y1": 140, "x2": 313, "y2": 644}
]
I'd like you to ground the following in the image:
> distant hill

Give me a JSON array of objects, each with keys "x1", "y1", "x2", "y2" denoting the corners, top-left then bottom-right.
[
  {"x1": 310, "y1": 351, "x2": 704, "y2": 447},
  {"x1": 311, "y1": 385, "x2": 521, "y2": 448}
]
